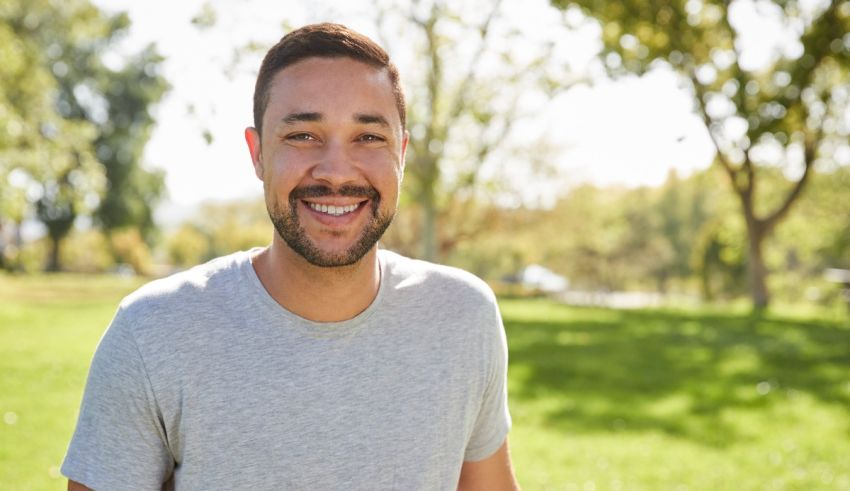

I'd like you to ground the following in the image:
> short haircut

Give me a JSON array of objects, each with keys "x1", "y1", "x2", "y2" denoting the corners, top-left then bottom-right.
[{"x1": 253, "y1": 23, "x2": 406, "y2": 136}]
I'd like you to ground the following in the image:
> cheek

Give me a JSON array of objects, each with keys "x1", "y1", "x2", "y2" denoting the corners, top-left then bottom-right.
[
  {"x1": 378, "y1": 170, "x2": 402, "y2": 203},
  {"x1": 265, "y1": 156, "x2": 305, "y2": 188}
]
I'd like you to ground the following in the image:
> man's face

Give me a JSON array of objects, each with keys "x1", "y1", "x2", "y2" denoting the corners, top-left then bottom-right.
[{"x1": 245, "y1": 57, "x2": 407, "y2": 267}]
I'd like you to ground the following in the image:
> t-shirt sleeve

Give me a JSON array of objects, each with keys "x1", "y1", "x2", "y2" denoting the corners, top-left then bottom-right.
[
  {"x1": 61, "y1": 306, "x2": 173, "y2": 490},
  {"x1": 463, "y1": 300, "x2": 512, "y2": 462}
]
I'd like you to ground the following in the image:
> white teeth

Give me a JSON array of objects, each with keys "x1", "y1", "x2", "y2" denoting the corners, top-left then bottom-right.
[{"x1": 308, "y1": 202, "x2": 359, "y2": 216}]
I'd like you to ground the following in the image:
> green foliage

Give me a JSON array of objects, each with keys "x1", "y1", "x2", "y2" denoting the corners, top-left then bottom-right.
[
  {"x1": 0, "y1": 0, "x2": 106, "y2": 270},
  {"x1": 91, "y1": 44, "x2": 169, "y2": 242},
  {"x1": 770, "y1": 166, "x2": 850, "y2": 305},
  {"x1": 108, "y1": 228, "x2": 154, "y2": 275},
  {"x1": 692, "y1": 213, "x2": 749, "y2": 300},
  {"x1": 555, "y1": 0, "x2": 850, "y2": 308},
  {"x1": 436, "y1": 162, "x2": 848, "y2": 309},
  {"x1": 165, "y1": 199, "x2": 270, "y2": 267},
  {"x1": 190, "y1": 2, "x2": 217, "y2": 29},
  {"x1": 13, "y1": 229, "x2": 127, "y2": 274},
  {"x1": 775, "y1": 166, "x2": 850, "y2": 269},
  {"x1": 492, "y1": 171, "x2": 725, "y2": 293},
  {"x1": 167, "y1": 224, "x2": 210, "y2": 268},
  {"x1": 14, "y1": 238, "x2": 48, "y2": 273},
  {"x1": 60, "y1": 228, "x2": 115, "y2": 273},
  {"x1": 370, "y1": 1, "x2": 571, "y2": 261},
  {"x1": 193, "y1": 199, "x2": 270, "y2": 257},
  {"x1": 0, "y1": 0, "x2": 168, "y2": 271}
]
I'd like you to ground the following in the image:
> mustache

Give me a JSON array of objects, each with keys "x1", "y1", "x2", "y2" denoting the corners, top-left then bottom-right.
[{"x1": 290, "y1": 185, "x2": 379, "y2": 201}]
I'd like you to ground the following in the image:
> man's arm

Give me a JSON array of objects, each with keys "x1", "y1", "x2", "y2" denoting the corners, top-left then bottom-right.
[
  {"x1": 68, "y1": 481, "x2": 92, "y2": 491},
  {"x1": 457, "y1": 440, "x2": 519, "y2": 491},
  {"x1": 61, "y1": 306, "x2": 174, "y2": 487}
]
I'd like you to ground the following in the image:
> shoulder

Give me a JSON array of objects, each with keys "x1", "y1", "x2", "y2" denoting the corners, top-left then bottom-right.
[
  {"x1": 124, "y1": 250, "x2": 250, "y2": 304},
  {"x1": 113, "y1": 250, "x2": 254, "y2": 333},
  {"x1": 379, "y1": 249, "x2": 498, "y2": 309},
  {"x1": 378, "y1": 250, "x2": 507, "y2": 379}
]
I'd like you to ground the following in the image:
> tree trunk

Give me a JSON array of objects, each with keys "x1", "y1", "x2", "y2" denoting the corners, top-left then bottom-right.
[
  {"x1": 421, "y1": 194, "x2": 438, "y2": 263},
  {"x1": 11, "y1": 220, "x2": 23, "y2": 272},
  {"x1": 745, "y1": 219, "x2": 770, "y2": 310},
  {"x1": 46, "y1": 235, "x2": 62, "y2": 272}
]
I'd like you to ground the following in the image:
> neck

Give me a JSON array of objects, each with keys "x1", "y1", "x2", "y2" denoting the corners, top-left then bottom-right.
[{"x1": 251, "y1": 237, "x2": 381, "y2": 323}]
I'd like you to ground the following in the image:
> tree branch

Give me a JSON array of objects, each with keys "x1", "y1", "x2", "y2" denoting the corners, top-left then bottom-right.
[
  {"x1": 762, "y1": 127, "x2": 820, "y2": 234},
  {"x1": 444, "y1": 0, "x2": 503, "y2": 125},
  {"x1": 688, "y1": 73, "x2": 742, "y2": 193},
  {"x1": 757, "y1": 2, "x2": 838, "y2": 232}
]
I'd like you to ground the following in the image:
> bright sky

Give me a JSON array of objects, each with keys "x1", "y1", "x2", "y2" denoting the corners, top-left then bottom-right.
[{"x1": 91, "y1": 0, "x2": 720, "y2": 221}]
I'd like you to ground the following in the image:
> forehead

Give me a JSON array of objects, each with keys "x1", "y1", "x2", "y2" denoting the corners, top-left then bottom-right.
[{"x1": 264, "y1": 57, "x2": 399, "y2": 127}]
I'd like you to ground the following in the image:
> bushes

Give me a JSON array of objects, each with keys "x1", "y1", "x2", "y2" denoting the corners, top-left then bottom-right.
[{"x1": 108, "y1": 228, "x2": 153, "y2": 275}]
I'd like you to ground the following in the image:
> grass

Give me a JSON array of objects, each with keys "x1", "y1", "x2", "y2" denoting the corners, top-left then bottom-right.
[
  {"x1": 502, "y1": 298, "x2": 850, "y2": 490},
  {"x1": 1, "y1": 275, "x2": 849, "y2": 490},
  {"x1": 0, "y1": 273, "x2": 146, "y2": 490}
]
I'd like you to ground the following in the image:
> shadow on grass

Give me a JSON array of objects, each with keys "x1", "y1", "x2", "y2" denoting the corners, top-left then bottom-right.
[{"x1": 502, "y1": 299, "x2": 850, "y2": 447}]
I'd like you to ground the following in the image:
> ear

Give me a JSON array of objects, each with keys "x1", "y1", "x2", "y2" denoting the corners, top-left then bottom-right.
[
  {"x1": 244, "y1": 127, "x2": 263, "y2": 180},
  {"x1": 399, "y1": 129, "x2": 409, "y2": 178}
]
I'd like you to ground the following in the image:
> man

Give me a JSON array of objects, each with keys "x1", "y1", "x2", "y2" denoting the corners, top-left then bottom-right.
[{"x1": 63, "y1": 23, "x2": 517, "y2": 490}]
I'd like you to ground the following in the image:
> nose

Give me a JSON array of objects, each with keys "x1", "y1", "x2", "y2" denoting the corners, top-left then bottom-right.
[{"x1": 310, "y1": 140, "x2": 360, "y2": 188}]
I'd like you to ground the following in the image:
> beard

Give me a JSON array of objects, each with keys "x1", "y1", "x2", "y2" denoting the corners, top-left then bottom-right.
[{"x1": 267, "y1": 184, "x2": 395, "y2": 267}]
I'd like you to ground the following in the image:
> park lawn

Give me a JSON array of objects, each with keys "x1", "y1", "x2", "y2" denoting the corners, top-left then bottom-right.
[
  {"x1": 0, "y1": 274, "x2": 146, "y2": 490},
  {"x1": 501, "y1": 298, "x2": 850, "y2": 490},
  {"x1": 1, "y1": 274, "x2": 849, "y2": 490}
]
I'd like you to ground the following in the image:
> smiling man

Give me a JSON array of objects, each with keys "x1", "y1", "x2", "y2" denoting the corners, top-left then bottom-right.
[{"x1": 62, "y1": 23, "x2": 517, "y2": 490}]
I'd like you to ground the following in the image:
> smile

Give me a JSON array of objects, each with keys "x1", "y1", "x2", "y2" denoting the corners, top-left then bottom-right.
[{"x1": 305, "y1": 201, "x2": 363, "y2": 216}]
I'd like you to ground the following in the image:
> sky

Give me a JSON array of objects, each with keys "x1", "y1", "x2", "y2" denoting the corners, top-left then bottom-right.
[{"x1": 90, "y1": 0, "x2": 720, "y2": 222}]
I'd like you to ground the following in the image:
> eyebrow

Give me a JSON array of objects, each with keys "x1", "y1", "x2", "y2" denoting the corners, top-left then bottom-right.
[
  {"x1": 281, "y1": 112, "x2": 322, "y2": 125},
  {"x1": 354, "y1": 113, "x2": 390, "y2": 128},
  {"x1": 279, "y1": 111, "x2": 391, "y2": 128}
]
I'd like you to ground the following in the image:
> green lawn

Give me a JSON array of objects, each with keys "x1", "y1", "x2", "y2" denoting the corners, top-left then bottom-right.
[
  {"x1": 1, "y1": 275, "x2": 849, "y2": 490},
  {"x1": 0, "y1": 274, "x2": 147, "y2": 490},
  {"x1": 503, "y1": 299, "x2": 850, "y2": 490}
]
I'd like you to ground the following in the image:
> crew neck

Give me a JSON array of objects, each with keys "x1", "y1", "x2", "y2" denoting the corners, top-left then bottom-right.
[{"x1": 238, "y1": 248, "x2": 388, "y2": 338}]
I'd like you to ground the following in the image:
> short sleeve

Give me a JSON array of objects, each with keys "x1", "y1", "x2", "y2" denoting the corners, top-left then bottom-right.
[
  {"x1": 463, "y1": 302, "x2": 512, "y2": 462},
  {"x1": 62, "y1": 306, "x2": 173, "y2": 490}
]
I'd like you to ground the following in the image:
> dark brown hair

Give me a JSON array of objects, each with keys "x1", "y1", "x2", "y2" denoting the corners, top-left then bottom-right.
[{"x1": 253, "y1": 23, "x2": 406, "y2": 136}]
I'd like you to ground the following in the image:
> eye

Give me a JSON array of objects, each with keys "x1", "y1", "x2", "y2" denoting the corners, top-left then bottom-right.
[
  {"x1": 359, "y1": 133, "x2": 386, "y2": 143},
  {"x1": 285, "y1": 132, "x2": 316, "y2": 142}
]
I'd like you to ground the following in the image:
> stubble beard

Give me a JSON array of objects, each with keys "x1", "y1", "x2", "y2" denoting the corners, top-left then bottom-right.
[{"x1": 267, "y1": 184, "x2": 395, "y2": 268}]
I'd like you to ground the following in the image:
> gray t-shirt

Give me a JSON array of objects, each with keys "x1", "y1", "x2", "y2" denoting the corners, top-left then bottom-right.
[{"x1": 62, "y1": 249, "x2": 511, "y2": 490}]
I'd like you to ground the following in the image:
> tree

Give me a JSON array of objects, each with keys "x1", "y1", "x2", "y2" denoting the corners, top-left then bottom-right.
[
  {"x1": 653, "y1": 169, "x2": 717, "y2": 292},
  {"x1": 373, "y1": 0, "x2": 574, "y2": 261},
  {"x1": 46, "y1": 7, "x2": 169, "y2": 246},
  {"x1": 0, "y1": 0, "x2": 168, "y2": 271},
  {"x1": 162, "y1": 197, "x2": 271, "y2": 270},
  {"x1": 89, "y1": 45, "x2": 168, "y2": 244},
  {"x1": 557, "y1": 0, "x2": 850, "y2": 308},
  {"x1": 1, "y1": 0, "x2": 104, "y2": 271}
]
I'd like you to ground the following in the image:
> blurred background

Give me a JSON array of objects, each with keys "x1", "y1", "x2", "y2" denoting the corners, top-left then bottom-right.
[{"x1": 1, "y1": 0, "x2": 849, "y2": 489}]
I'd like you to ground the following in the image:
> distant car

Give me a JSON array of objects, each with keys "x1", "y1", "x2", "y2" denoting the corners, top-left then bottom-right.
[{"x1": 518, "y1": 264, "x2": 569, "y2": 293}]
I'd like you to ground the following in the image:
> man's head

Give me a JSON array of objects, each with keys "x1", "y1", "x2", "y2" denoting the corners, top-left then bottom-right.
[
  {"x1": 246, "y1": 24, "x2": 408, "y2": 268},
  {"x1": 253, "y1": 23, "x2": 406, "y2": 139}
]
